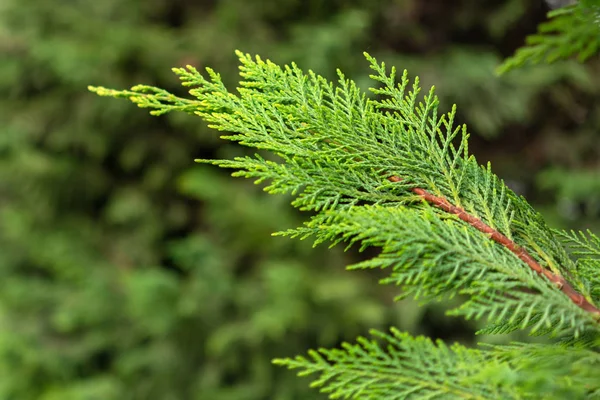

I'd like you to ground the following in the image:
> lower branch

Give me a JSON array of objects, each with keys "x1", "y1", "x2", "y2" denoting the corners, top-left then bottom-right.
[{"x1": 388, "y1": 175, "x2": 600, "y2": 317}]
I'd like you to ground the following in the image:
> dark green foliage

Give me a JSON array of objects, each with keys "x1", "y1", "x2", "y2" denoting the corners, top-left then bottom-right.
[
  {"x1": 2, "y1": 0, "x2": 600, "y2": 398},
  {"x1": 0, "y1": 0, "x2": 391, "y2": 398}
]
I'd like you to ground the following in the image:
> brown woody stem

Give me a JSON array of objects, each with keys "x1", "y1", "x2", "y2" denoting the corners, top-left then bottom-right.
[{"x1": 388, "y1": 175, "x2": 600, "y2": 316}]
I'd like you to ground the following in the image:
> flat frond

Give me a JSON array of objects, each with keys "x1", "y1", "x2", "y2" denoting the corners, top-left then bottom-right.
[
  {"x1": 274, "y1": 328, "x2": 517, "y2": 400},
  {"x1": 91, "y1": 51, "x2": 600, "y2": 340},
  {"x1": 274, "y1": 329, "x2": 600, "y2": 399},
  {"x1": 287, "y1": 205, "x2": 598, "y2": 337}
]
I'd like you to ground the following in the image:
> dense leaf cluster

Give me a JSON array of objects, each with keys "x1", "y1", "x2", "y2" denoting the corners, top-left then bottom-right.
[
  {"x1": 0, "y1": 0, "x2": 391, "y2": 398},
  {"x1": 2, "y1": 0, "x2": 600, "y2": 398},
  {"x1": 92, "y1": 46, "x2": 600, "y2": 397}
]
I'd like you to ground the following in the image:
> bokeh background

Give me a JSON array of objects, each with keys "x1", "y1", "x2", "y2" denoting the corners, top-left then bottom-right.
[{"x1": 1, "y1": 0, "x2": 599, "y2": 398}]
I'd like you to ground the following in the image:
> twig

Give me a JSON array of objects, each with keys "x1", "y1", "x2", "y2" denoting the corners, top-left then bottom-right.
[{"x1": 388, "y1": 175, "x2": 600, "y2": 317}]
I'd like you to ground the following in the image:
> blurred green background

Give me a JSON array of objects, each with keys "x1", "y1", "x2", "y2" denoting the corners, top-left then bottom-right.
[{"x1": 0, "y1": 0, "x2": 598, "y2": 398}]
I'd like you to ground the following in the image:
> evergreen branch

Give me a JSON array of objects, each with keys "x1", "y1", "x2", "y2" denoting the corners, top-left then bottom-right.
[
  {"x1": 283, "y1": 205, "x2": 598, "y2": 337},
  {"x1": 274, "y1": 328, "x2": 600, "y2": 399},
  {"x1": 90, "y1": 51, "x2": 600, "y2": 338},
  {"x1": 497, "y1": 1, "x2": 600, "y2": 74},
  {"x1": 273, "y1": 328, "x2": 515, "y2": 400},
  {"x1": 481, "y1": 341, "x2": 600, "y2": 398},
  {"x1": 388, "y1": 175, "x2": 600, "y2": 316}
]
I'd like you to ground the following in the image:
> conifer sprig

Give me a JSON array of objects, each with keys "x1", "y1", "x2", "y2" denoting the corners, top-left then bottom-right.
[
  {"x1": 497, "y1": 0, "x2": 600, "y2": 74},
  {"x1": 89, "y1": 51, "x2": 600, "y2": 335},
  {"x1": 90, "y1": 51, "x2": 600, "y2": 398},
  {"x1": 274, "y1": 328, "x2": 600, "y2": 400},
  {"x1": 274, "y1": 328, "x2": 519, "y2": 400}
]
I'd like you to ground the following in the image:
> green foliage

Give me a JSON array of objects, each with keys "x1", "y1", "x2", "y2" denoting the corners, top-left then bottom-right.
[
  {"x1": 498, "y1": 0, "x2": 600, "y2": 74},
  {"x1": 4, "y1": 0, "x2": 600, "y2": 398},
  {"x1": 557, "y1": 230, "x2": 600, "y2": 299},
  {"x1": 558, "y1": 229, "x2": 600, "y2": 259},
  {"x1": 275, "y1": 328, "x2": 600, "y2": 400},
  {"x1": 276, "y1": 328, "x2": 517, "y2": 400},
  {"x1": 91, "y1": 49, "x2": 600, "y2": 398},
  {"x1": 0, "y1": 0, "x2": 395, "y2": 398}
]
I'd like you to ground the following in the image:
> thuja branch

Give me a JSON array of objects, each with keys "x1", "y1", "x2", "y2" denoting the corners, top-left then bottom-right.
[
  {"x1": 387, "y1": 175, "x2": 600, "y2": 317},
  {"x1": 90, "y1": 51, "x2": 600, "y2": 335},
  {"x1": 89, "y1": 48, "x2": 600, "y2": 400}
]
